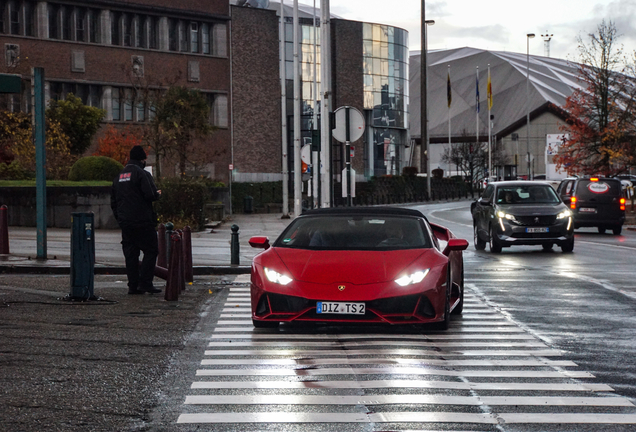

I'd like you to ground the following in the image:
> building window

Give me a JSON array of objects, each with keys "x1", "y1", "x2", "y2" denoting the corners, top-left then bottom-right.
[
  {"x1": 208, "y1": 94, "x2": 228, "y2": 128},
  {"x1": 201, "y1": 23, "x2": 209, "y2": 54},
  {"x1": 124, "y1": 89, "x2": 133, "y2": 121},
  {"x1": 75, "y1": 9, "x2": 85, "y2": 42},
  {"x1": 88, "y1": 9, "x2": 99, "y2": 43},
  {"x1": 111, "y1": 11, "x2": 120, "y2": 45},
  {"x1": 136, "y1": 100, "x2": 145, "y2": 121},
  {"x1": 61, "y1": 6, "x2": 71, "y2": 40},
  {"x1": 212, "y1": 23, "x2": 227, "y2": 57},
  {"x1": 190, "y1": 22, "x2": 198, "y2": 53},
  {"x1": 47, "y1": 4, "x2": 59, "y2": 38},
  {"x1": 147, "y1": 16, "x2": 157, "y2": 49},
  {"x1": 9, "y1": 1, "x2": 19, "y2": 34},
  {"x1": 112, "y1": 87, "x2": 120, "y2": 121},
  {"x1": 179, "y1": 21, "x2": 187, "y2": 52},
  {"x1": 168, "y1": 18, "x2": 177, "y2": 51},
  {"x1": 122, "y1": 14, "x2": 132, "y2": 47}
]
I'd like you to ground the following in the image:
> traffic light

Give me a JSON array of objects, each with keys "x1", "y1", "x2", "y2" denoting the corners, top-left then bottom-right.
[{"x1": 311, "y1": 129, "x2": 320, "y2": 152}]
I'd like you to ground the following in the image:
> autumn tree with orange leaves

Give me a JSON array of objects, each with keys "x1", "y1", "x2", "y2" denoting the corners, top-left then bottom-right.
[
  {"x1": 555, "y1": 20, "x2": 636, "y2": 176},
  {"x1": 93, "y1": 125, "x2": 145, "y2": 165}
]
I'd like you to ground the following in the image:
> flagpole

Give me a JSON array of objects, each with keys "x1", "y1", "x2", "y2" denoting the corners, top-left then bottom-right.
[
  {"x1": 447, "y1": 65, "x2": 451, "y2": 175},
  {"x1": 488, "y1": 64, "x2": 491, "y2": 181},
  {"x1": 475, "y1": 66, "x2": 479, "y2": 184}
]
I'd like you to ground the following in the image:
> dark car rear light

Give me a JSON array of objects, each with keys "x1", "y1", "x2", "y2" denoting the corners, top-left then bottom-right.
[
  {"x1": 620, "y1": 198, "x2": 626, "y2": 211},
  {"x1": 570, "y1": 196, "x2": 577, "y2": 210}
]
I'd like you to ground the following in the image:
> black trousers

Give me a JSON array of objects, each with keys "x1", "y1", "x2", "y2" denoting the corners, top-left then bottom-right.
[{"x1": 121, "y1": 225, "x2": 158, "y2": 290}]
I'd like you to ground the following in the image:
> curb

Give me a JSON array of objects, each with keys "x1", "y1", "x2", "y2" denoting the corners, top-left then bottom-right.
[{"x1": 0, "y1": 265, "x2": 252, "y2": 275}]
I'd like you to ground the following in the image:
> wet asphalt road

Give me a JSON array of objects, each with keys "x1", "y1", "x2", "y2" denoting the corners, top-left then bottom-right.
[{"x1": 3, "y1": 201, "x2": 636, "y2": 431}]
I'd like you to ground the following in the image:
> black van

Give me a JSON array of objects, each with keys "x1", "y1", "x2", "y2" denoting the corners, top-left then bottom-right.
[{"x1": 557, "y1": 177, "x2": 626, "y2": 235}]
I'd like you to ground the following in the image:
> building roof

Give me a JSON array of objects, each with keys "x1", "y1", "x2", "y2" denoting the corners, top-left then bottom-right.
[
  {"x1": 232, "y1": 0, "x2": 341, "y2": 19},
  {"x1": 409, "y1": 47, "x2": 584, "y2": 141}
]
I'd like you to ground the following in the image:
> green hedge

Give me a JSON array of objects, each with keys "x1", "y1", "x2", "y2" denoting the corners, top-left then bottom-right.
[
  {"x1": 231, "y1": 181, "x2": 283, "y2": 212},
  {"x1": 154, "y1": 177, "x2": 225, "y2": 229},
  {"x1": 68, "y1": 156, "x2": 123, "y2": 181}
]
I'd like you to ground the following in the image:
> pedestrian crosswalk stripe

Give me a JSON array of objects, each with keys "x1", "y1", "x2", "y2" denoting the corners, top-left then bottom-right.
[
  {"x1": 206, "y1": 340, "x2": 547, "y2": 348},
  {"x1": 190, "y1": 380, "x2": 613, "y2": 391},
  {"x1": 208, "y1": 332, "x2": 538, "y2": 340},
  {"x1": 178, "y1": 411, "x2": 636, "y2": 425},
  {"x1": 184, "y1": 394, "x2": 632, "y2": 406},
  {"x1": 203, "y1": 348, "x2": 565, "y2": 357},
  {"x1": 200, "y1": 358, "x2": 578, "y2": 367},
  {"x1": 195, "y1": 367, "x2": 593, "y2": 378},
  {"x1": 211, "y1": 326, "x2": 528, "y2": 333}
]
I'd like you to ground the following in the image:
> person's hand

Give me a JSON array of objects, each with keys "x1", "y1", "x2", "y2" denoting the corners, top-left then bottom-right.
[{"x1": 157, "y1": 190, "x2": 162, "y2": 195}]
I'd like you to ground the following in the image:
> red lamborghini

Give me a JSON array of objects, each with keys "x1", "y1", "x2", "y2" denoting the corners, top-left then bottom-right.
[{"x1": 248, "y1": 207, "x2": 468, "y2": 330}]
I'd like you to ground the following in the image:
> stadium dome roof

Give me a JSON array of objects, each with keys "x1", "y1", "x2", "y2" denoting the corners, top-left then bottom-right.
[{"x1": 409, "y1": 47, "x2": 583, "y2": 141}]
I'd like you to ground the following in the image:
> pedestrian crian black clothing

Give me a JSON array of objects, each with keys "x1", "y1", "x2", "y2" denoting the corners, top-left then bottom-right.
[{"x1": 111, "y1": 159, "x2": 161, "y2": 292}]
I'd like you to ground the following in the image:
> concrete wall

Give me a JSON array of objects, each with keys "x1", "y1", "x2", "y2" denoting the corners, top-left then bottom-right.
[
  {"x1": 1, "y1": 187, "x2": 118, "y2": 229},
  {"x1": 0, "y1": 186, "x2": 231, "y2": 228}
]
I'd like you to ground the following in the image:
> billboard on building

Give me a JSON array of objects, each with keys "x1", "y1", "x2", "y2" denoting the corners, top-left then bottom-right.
[{"x1": 545, "y1": 134, "x2": 569, "y2": 180}]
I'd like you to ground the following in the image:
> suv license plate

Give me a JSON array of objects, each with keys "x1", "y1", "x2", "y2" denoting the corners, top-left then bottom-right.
[
  {"x1": 317, "y1": 302, "x2": 365, "y2": 315},
  {"x1": 526, "y1": 227, "x2": 548, "y2": 233},
  {"x1": 580, "y1": 207, "x2": 597, "y2": 213}
]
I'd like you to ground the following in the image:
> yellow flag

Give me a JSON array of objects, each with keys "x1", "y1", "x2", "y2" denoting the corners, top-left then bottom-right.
[{"x1": 487, "y1": 69, "x2": 493, "y2": 110}]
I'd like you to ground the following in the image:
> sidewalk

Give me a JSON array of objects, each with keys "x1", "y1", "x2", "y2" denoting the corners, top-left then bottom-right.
[{"x1": 0, "y1": 212, "x2": 294, "y2": 274}]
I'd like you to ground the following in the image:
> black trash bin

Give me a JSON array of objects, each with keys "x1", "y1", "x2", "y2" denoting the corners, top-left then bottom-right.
[{"x1": 244, "y1": 195, "x2": 253, "y2": 214}]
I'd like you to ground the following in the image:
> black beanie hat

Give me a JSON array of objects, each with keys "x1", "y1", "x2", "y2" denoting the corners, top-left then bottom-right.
[{"x1": 130, "y1": 145, "x2": 147, "y2": 161}]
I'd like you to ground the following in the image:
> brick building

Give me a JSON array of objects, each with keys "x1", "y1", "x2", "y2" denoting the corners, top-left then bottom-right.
[
  {"x1": 0, "y1": 0, "x2": 231, "y2": 181},
  {"x1": 229, "y1": 1, "x2": 410, "y2": 187}
]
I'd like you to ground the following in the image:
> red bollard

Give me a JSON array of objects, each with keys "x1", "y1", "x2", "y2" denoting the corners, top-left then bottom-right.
[
  {"x1": 164, "y1": 233, "x2": 181, "y2": 301},
  {"x1": 182, "y1": 226, "x2": 193, "y2": 283},
  {"x1": 176, "y1": 230, "x2": 186, "y2": 292},
  {"x1": 0, "y1": 205, "x2": 9, "y2": 254},
  {"x1": 157, "y1": 223, "x2": 167, "y2": 268}
]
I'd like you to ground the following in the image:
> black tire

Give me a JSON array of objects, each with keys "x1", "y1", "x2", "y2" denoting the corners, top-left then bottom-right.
[
  {"x1": 561, "y1": 238, "x2": 574, "y2": 253},
  {"x1": 489, "y1": 225, "x2": 502, "y2": 253},
  {"x1": 451, "y1": 269, "x2": 464, "y2": 316},
  {"x1": 474, "y1": 224, "x2": 486, "y2": 250},
  {"x1": 542, "y1": 243, "x2": 553, "y2": 251},
  {"x1": 432, "y1": 268, "x2": 452, "y2": 330},
  {"x1": 598, "y1": 227, "x2": 606, "y2": 234},
  {"x1": 252, "y1": 319, "x2": 279, "y2": 328},
  {"x1": 613, "y1": 225, "x2": 622, "y2": 235}
]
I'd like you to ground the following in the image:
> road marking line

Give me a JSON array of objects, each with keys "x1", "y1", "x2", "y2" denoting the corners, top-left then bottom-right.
[
  {"x1": 206, "y1": 340, "x2": 547, "y2": 348},
  {"x1": 203, "y1": 349, "x2": 565, "y2": 357},
  {"x1": 200, "y1": 358, "x2": 578, "y2": 367},
  {"x1": 208, "y1": 333, "x2": 538, "y2": 340},
  {"x1": 190, "y1": 380, "x2": 613, "y2": 391},
  {"x1": 195, "y1": 367, "x2": 593, "y2": 378},
  {"x1": 184, "y1": 395, "x2": 632, "y2": 407}
]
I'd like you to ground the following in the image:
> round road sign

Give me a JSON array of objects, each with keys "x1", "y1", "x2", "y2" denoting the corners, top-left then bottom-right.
[{"x1": 332, "y1": 106, "x2": 365, "y2": 143}]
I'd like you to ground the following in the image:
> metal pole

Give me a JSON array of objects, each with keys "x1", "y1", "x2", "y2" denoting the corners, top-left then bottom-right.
[
  {"x1": 32, "y1": 67, "x2": 46, "y2": 259},
  {"x1": 293, "y1": 0, "x2": 302, "y2": 216},
  {"x1": 312, "y1": 0, "x2": 318, "y2": 209},
  {"x1": 345, "y1": 107, "x2": 352, "y2": 206},
  {"x1": 280, "y1": 0, "x2": 289, "y2": 216},
  {"x1": 526, "y1": 33, "x2": 534, "y2": 180},
  {"x1": 488, "y1": 64, "x2": 491, "y2": 181},
  {"x1": 420, "y1": 1, "x2": 428, "y2": 191},
  {"x1": 320, "y1": 0, "x2": 331, "y2": 208}
]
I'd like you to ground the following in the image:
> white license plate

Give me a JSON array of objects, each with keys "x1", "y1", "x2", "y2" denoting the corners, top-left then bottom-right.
[
  {"x1": 580, "y1": 207, "x2": 597, "y2": 213},
  {"x1": 316, "y1": 301, "x2": 365, "y2": 315},
  {"x1": 526, "y1": 227, "x2": 549, "y2": 233}
]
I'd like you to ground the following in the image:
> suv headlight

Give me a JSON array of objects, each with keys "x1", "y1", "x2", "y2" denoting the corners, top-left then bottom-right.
[
  {"x1": 557, "y1": 210, "x2": 572, "y2": 219},
  {"x1": 496, "y1": 211, "x2": 516, "y2": 221}
]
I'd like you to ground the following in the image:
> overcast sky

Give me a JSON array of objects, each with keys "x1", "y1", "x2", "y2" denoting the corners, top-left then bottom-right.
[{"x1": 297, "y1": 0, "x2": 636, "y2": 63}]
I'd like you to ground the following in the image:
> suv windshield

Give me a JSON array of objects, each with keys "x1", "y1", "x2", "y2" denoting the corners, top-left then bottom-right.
[
  {"x1": 274, "y1": 215, "x2": 432, "y2": 250},
  {"x1": 496, "y1": 185, "x2": 561, "y2": 204}
]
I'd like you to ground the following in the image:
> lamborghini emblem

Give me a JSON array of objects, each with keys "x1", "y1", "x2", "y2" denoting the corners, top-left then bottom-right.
[{"x1": 338, "y1": 285, "x2": 346, "y2": 291}]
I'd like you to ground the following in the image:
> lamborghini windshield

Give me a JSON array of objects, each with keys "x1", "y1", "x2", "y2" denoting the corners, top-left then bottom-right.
[{"x1": 274, "y1": 215, "x2": 432, "y2": 250}]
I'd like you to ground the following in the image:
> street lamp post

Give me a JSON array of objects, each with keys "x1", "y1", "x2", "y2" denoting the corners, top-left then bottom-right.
[
  {"x1": 424, "y1": 19, "x2": 434, "y2": 198},
  {"x1": 526, "y1": 33, "x2": 535, "y2": 180}
]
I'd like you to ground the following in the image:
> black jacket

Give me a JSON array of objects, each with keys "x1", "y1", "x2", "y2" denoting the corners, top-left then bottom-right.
[{"x1": 111, "y1": 159, "x2": 161, "y2": 229}]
